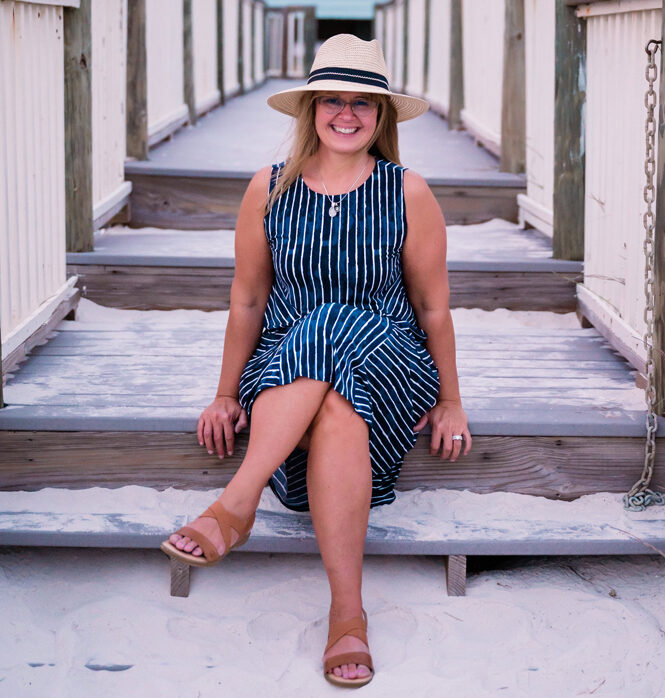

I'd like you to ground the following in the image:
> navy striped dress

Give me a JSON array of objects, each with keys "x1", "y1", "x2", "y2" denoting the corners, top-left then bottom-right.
[{"x1": 238, "y1": 157, "x2": 440, "y2": 511}]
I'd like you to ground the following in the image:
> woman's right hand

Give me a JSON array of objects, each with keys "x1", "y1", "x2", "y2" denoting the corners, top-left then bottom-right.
[{"x1": 197, "y1": 396, "x2": 249, "y2": 458}]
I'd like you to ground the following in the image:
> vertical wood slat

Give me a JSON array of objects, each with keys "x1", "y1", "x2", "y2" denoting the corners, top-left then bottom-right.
[
  {"x1": 216, "y1": 0, "x2": 225, "y2": 105},
  {"x1": 126, "y1": 0, "x2": 148, "y2": 160},
  {"x1": 402, "y1": 0, "x2": 409, "y2": 92},
  {"x1": 654, "y1": 7, "x2": 665, "y2": 415},
  {"x1": 445, "y1": 555, "x2": 466, "y2": 596},
  {"x1": 237, "y1": 0, "x2": 244, "y2": 93},
  {"x1": 553, "y1": 0, "x2": 585, "y2": 261},
  {"x1": 183, "y1": 0, "x2": 196, "y2": 124},
  {"x1": 303, "y1": 6, "x2": 316, "y2": 75},
  {"x1": 500, "y1": 0, "x2": 526, "y2": 173},
  {"x1": 64, "y1": 0, "x2": 93, "y2": 252},
  {"x1": 449, "y1": 0, "x2": 464, "y2": 129},
  {"x1": 423, "y1": 0, "x2": 431, "y2": 95}
]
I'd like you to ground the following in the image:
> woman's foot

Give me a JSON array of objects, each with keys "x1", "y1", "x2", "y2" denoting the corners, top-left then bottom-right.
[
  {"x1": 324, "y1": 632, "x2": 372, "y2": 681},
  {"x1": 168, "y1": 496, "x2": 253, "y2": 559}
]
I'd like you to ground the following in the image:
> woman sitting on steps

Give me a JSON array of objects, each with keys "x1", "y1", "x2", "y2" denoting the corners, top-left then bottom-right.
[{"x1": 161, "y1": 33, "x2": 472, "y2": 688}]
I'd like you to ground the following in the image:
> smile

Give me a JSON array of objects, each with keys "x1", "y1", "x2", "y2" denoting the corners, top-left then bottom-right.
[{"x1": 331, "y1": 125, "x2": 359, "y2": 134}]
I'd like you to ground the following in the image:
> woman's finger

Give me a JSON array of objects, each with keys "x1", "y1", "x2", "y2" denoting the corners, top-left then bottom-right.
[
  {"x1": 222, "y1": 418, "x2": 235, "y2": 457},
  {"x1": 429, "y1": 426, "x2": 442, "y2": 456},
  {"x1": 213, "y1": 418, "x2": 225, "y2": 458},
  {"x1": 440, "y1": 431, "x2": 453, "y2": 460},
  {"x1": 450, "y1": 436, "x2": 463, "y2": 462},
  {"x1": 463, "y1": 428, "x2": 472, "y2": 455},
  {"x1": 235, "y1": 408, "x2": 249, "y2": 433},
  {"x1": 202, "y1": 418, "x2": 215, "y2": 455},
  {"x1": 197, "y1": 415, "x2": 204, "y2": 447}
]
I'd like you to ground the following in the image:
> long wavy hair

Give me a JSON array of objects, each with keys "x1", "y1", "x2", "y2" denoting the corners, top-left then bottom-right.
[{"x1": 265, "y1": 92, "x2": 401, "y2": 213}]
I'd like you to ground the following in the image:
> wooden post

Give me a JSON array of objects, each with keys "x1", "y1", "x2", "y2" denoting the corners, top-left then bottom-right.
[
  {"x1": 238, "y1": 0, "x2": 244, "y2": 94},
  {"x1": 303, "y1": 7, "x2": 316, "y2": 76},
  {"x1": 448, "y1": 0, "x2": 464, "y2": 130},
  {"x1": 170, "y1": 558, "x2": 191, "y2": 597},
  {"x1": 500, "y1": 0, "x2": 526, "y2": 173},
  {"x1": 281, "y1": 9, "x2": 288, "y2": 78},
  {"x1": 64, "y1": 0, "x2": 93, "y2": 253},
  {"x1": 553, "y1": 1, "x2": 585, "y2": 261},
  {"x1": 127, "y1": 0, "x2": 148, "y2": 160},
  {"x1": 423, "y1": 0, "x2": 431, "y2": 97},
  {"x1": 0, "y1": 324, "x2": 4, "y2": 409},
  {"x1": 183, "y1": 0, "x2": 196, "y2": 125},
  {"x1": 445, "y1": 555, "x2": 466, "y2": 596},
  {"x1": 251, "y1": 0, "x2": 255, "y2": 85},
  {"x1": 653, "y1": 8, "x2": 665, "y2": 415},
  {"x1": 216, "y1": 0, "x2": 225, "y2": 105}
]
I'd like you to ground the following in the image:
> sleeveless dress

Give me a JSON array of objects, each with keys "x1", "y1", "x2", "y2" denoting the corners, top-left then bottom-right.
[{"x1": 238, "y1": 157, "x2": 440, "y2": 512}]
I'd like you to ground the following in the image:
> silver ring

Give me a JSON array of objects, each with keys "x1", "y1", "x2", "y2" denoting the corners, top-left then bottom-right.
[{"x1": 452, "y1": 435, "x2": 464, "y2": 441}]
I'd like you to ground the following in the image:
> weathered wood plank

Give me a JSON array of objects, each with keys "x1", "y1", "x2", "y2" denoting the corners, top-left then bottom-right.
[
  {"x1": 183, "y1": 0, "x2": 196, "y2": 126},
  {"x1": 449, "y1": 0, "x2": 464, "y2": 130},
  {"x1": 126, "y1": 0, "x2": 148, "y2": 160},
  {"x1": 216, "y1": 0, "x2": 225, "y2": 106},
  {"x1": 64, "y1": 0, "x2": 93, "y2": 252},
  {"x1": 553, "y1": 0, "x2": 585, "y2": 260},
  {"x1": 1, "y1": 432, "x2": 662, "y2": 496},
  {"x1": 445, "y1": 555, "x2": 466, "y2": 596},
  {"x1": 170, "y1": 558, "x2": 191, "y2": 597},
  {"x1": 500, "y1": 0, "x2": 526, "y2": 173}
]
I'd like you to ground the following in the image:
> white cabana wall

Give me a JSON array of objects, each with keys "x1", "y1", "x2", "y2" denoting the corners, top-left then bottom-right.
[
  {"x1": 460, "y1": 0, "x2": 504, "y2": 156},
  {"x1": 0, "y1": 1, "x2": 75, "y2": 359},
  {"x1": 192, "y1": 0, "x2": 220, "y2": 115},
  {"x1": 146, "y1": 0, "x2": 187, "y2": 145},
  {"x1": 424, "y1": 0, "x2": 451, "y2": 114},
  {"x1": 265, "y1": 10, "x2": 283, "y2": 77},
  {"x1": 91, "y1": 0, "x2": 132, "y2": 229},
  {"x1": 253, "y1": 1, "x2": 265, "y2": 84},
  {"x1": 285, "y1": 10, "x2": 305, "y2": 77},
  {"x1": 405, "y1": 0, "x2": 426, "y2": 97},
  {"x1": 375, "y1": 5, "x2": 386, "y2": 53},
  {"x1": 224, "y1": 0, "x2": 240, "y2": 96},
  {"x1": 577, "y1": 2, "x2": 662, "y2": 367},
  {"x1": 393, "y1": 0, "x2": 405, "y2": 92},
  {"x1": 242, "y1": 0, "x2": 253, "y2": 91},
  {"x1": 517, "y1": 0, "x2": 555, "y2": 238},
  {"x1": 383, "y1": 4, "x2": 396, "y2": 85}
]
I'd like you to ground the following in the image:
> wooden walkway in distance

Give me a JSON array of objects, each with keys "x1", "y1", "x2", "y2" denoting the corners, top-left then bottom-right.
[
  {"x1": 123, "y1": 79, "x2": 526, "y2": 229},
  {"x1": 67, "y1": 219, "x2": 582, "y2": 312},
  {"x1": 1, "y1": 310, "x2": 662, "y2": 496}
]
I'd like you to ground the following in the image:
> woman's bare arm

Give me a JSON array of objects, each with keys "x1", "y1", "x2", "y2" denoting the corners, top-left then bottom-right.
[
  {"x1": 401, "y1": 169, "x2": 472, "y2": 460},
  {"x1": 198, "y1": 166, "x2": 274, "y2": 457}
]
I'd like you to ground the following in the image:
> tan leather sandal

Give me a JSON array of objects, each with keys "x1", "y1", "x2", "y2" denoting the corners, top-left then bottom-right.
[
  {"x1": 160, "y1": 500, "x2": 254, "y2": 568},
  {"x1": 323, "y1": 610, "x2": 374, "y2": 688}
]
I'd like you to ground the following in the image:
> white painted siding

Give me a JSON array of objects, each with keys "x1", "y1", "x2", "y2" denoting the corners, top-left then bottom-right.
[
  {"x1": 406, "y1": 0, "x2": 425, "y2": 97},
  {"x1": 254, "y1": 2, "x2": 265, "y2": 84},
  {"x1": 91, "y1": 0, "x2": 130, "y2": 225},
  {"x1": 582, "y1": 7, "x2": 662, "y2": 351},
  {"x1": 461, "y1": 0, "x2": 504, "y2": 152},
  {"x1": 146, "y1": 0, "x2": 187, "y2": 139},
  {"x1": 518, "y1": 0, "x2": 555, "y2": 237},
  {"x1": 0, "y1": 1, "x2": 67, "y2": 343},
  {"x1": 192, "y1": 0, "x2": 219, "y2": 114},
  {"x1": 224, "y1": 0, "x2": 240, "y2": 96},
  {"x1": 425, "y1": 0, "x2": 451, "y2": 114}
]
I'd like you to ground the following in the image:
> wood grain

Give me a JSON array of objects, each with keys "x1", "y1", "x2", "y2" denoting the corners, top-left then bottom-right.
[
  {"x1": 445, "y1": 555, "x2": 466, "y2": 596},
  {"x1": 449, "y1": 0, "x2": 464, "y2": 130},
  {"x1": 1, "y1": 432, "x2": 662, "y2": 496},
  {"x1": 654, "y1": 7, "x2": 665, "y2": 415},
  {"x1": 170, "y1": 558, "x2": 191, "y2": 597},
  {"x1": 126, "y1": 0, "x2": 148, "y2": 160},
  {"x1": 553, "y1": 0, "x2": 585, "y2": 260},
  {"x1": 64, "y1": 0, "x2": 93, "y2": 252}
]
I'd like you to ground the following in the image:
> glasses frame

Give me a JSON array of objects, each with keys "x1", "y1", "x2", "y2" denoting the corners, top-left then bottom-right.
[{"x1": 315, "y1": 94, "x2": 379, "y2": 118}]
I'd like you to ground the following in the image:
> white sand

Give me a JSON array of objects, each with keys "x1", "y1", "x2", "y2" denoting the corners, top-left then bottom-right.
[{"x1": 1, "y1": 486, "x2": 664, "y2": 697}]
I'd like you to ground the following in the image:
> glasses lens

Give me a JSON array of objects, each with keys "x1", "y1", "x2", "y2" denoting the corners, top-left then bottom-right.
[
  {"x1": 318, "y1": 96, "x2": 344, "y2": 113},
  {"x1": 350, "y1": 99, "x2": 377, "y2": 117},
  {"x1": 318, "y1": 96, "x2": 377, "y2": 117}
]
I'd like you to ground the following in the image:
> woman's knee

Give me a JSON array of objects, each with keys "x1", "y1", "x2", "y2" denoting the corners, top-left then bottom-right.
[{"x1": 311, "y1": 388, "x2": 365, "y2": 433}]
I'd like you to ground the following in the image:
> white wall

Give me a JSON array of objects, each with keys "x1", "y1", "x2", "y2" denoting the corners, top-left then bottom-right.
[{"x1": 192, "y1": 0, "x2": 220, "y2": 114}]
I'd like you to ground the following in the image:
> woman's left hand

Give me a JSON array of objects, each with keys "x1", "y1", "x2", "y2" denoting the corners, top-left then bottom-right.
[{"x1": 413, "y1": 399, "x2": 472, "y2": 462}]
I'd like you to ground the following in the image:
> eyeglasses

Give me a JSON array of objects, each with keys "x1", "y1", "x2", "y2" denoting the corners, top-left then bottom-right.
[{"x1": 316, "y1": 95, "x2": 379, "y2": 118}]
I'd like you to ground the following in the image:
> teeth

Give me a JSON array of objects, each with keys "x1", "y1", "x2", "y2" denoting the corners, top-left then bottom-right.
[{"x1": 332, "y1": 126, "x2": 358, "y2": 134}]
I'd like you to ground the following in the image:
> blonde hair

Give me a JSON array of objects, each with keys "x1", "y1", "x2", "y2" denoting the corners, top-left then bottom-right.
[{"x1": 265, "y1": 92, "x2": 401, "y2": 213}]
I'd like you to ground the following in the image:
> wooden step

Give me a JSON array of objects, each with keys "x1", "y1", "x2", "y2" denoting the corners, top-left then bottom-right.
[{"x1": 66, "y1": 223, "x2": 582, "y2": 312}]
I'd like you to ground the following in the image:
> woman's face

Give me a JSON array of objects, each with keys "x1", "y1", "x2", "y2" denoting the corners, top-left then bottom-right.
[{"x1": 314, "y1": 92, "x2": 379, "y2": 156}]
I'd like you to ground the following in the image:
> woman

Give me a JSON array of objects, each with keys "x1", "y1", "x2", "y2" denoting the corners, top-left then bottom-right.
[{"x1": 161, "y1": 34, "x2": 471, "y2": 688}]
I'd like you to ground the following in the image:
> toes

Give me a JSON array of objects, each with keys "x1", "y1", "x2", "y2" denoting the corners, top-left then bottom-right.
[
  {"x1": 341, "y1": 663, "x2": 350, "y2": 679},
  {"x1": 346, "y1": 663, "x2": 358, "y2": 679},
  {"x1": 333, "y1": 666, "x2": 343, "y2": 677},
  {"x1": 169, "y1": 533, "x2": 182, "y2": 544}
]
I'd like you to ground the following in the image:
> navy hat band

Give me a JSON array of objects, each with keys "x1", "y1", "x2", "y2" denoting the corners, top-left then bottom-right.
[{"x1": 307, "y1": 67, "x2": 390, "y2": 91}]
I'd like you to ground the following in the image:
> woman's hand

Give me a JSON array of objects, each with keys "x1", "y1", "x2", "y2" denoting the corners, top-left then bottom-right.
[
  {"x1": 197, "y1": 396, "x2": 249, "y2": 459},
  {"x1": 413, "y1": 399, "x2": 472, "y2": 462}
]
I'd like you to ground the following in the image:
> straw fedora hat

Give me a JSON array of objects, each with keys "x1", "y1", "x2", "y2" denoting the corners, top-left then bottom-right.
[{"x1": 267, "y1": 34, "x2": 429, "y2": 123}]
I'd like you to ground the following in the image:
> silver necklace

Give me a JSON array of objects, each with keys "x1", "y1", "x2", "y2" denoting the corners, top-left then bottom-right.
[{"x1": 320, "y1": 158, "x2": 370, "y2": 218}]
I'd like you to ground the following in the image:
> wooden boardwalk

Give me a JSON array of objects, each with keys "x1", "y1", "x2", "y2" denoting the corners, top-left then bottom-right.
[
  {"x1": 67, "y1": 220, "x2": 582, "y2": 312},
  {"x1": 123, "y1": 79, "x2": 525, "y2": 230},
  {"x1": 1, "y1": 311, "x2": 662, "y2": 496}
]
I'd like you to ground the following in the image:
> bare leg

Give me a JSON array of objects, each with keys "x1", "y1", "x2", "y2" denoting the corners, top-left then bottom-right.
[
  {"x1": 307, "y1": 389, "x2": 373, "y2": 681},
  {"x1": 170, "y1": 376, "x2": 330, "y2": 556}
]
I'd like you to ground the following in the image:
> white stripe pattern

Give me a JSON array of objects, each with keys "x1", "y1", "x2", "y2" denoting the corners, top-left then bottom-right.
[{"x1": 238, "y1": 159, "x2": 440, "y2": 511}]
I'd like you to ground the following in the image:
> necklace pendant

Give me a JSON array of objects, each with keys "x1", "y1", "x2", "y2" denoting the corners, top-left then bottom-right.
[{"x1": 328, "y1": 203, "x2": 338, "y2": 218}]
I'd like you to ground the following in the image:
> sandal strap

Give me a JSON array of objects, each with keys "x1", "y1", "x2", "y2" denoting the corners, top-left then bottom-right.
[
  {"x1": 175, "y1": 501, "x2": 255, "y2": 563},
  {"x1": 324, "y1": 651, "x2": 373, "y2": 674},
  {"x1": 175, "y1": 525, "x2": 221, "y2": 563},
  {"x1": 325, "y1": 615, "x2": 368, "y2": 653}
]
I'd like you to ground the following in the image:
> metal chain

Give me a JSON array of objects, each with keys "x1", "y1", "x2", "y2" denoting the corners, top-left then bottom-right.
[{"x1": 623, "y1": 39, "x2": 665, "y2": 512}]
